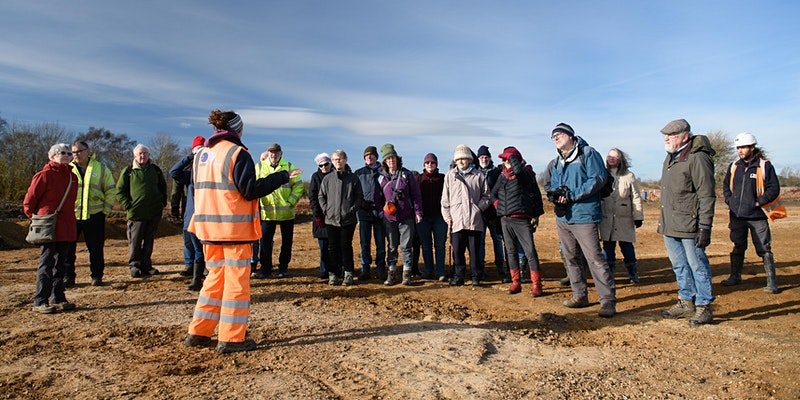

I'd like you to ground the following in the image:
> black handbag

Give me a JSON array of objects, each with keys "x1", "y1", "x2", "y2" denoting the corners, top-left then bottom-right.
[{"x1": 26, "y1": 176, "x2": 72, "y2": 245}]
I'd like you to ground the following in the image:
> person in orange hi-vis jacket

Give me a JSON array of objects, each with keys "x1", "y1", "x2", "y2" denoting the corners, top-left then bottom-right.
[{"x1": 184, "y1": 110, "x2": 302, "y2": 354}]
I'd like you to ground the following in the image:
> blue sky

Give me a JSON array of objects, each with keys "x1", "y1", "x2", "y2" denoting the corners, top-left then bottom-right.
[{"x1": 2, "y1": 1, "x2": 798, "y2": 181}]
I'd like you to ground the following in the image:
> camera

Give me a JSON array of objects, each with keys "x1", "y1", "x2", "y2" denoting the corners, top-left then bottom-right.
[
  {"x1": 547, "y1": 186, "x2": 570, "y2": 217},
  {"x1": 547, "y1": 186, "x2": 570, "y2": 203}
]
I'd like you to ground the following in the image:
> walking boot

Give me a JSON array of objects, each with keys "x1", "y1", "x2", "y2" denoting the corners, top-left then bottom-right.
[
  {"x1": 689, "y1": 304, "x2": 713, "y2": 326},
  {"x1": 217, "y1": 339, "x2": 257, "y2": 353},
  {"x1": 763, "y1": 252, "x2": 778, "y2": 294},
  {"x1": 721, "y1": 252, "x2": 744, "y2": 286},
  {"x1": 187, "y1": 260, "x2": 205, "y2": 291},
  {"x1": 449, "y1": 266, "x2": 465, "y2": 286},
  {"x1": 625, "y1": 262, "x2": 640, "y2": 284},
  {"x1": 661, "y1": 298, "x2": 695, "y2": 319},
  {"x1": 384, "y1": 269, "x2": 397, "y2": 286},
  {"x1": 402, "y1": 271, "x2": 412, "y2": 286},
  {"x1": 507, "y1": 269, "x2": 522, "y2": 294},
  {"x1": 529, "y1": 270, "x2": 542, "y2": 297}
]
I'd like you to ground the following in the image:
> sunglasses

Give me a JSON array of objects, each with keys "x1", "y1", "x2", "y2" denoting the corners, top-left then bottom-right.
[
  {"x1": 318, "y1": 162, "x2": 330, "y2": 168},
  {"x1": 60, "y1": 151, "x2": 73, "y2": 156}
]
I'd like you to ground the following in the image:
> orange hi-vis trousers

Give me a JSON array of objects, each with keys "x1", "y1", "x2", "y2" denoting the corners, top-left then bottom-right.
[{"x1": 188, "y1": 243, "x2": 252, "y2": 343}]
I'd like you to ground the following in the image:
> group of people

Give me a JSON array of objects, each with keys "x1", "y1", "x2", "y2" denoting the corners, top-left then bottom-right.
[{"x1": 22, "y1": 113, "x2": 784, "y2": 353}]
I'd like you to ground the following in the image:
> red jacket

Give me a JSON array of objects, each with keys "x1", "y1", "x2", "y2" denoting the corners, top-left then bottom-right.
[{"x1": 23, "y1": 161, "x2": 78, "y2": 242}]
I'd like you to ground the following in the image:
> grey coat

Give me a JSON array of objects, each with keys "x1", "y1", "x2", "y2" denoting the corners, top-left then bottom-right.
[
  {"x1": 319, "y1": 166, "x2": 363, "y2": 227},
  {"x1": 657, "y1": 135, "x2": 716, "y2": 239}
]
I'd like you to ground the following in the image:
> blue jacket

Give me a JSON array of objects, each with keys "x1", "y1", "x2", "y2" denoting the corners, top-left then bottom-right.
[
  {"x1": 170, "y1": 155, "x2": 196, "y2": 230},
  {"x1": 723, "y1": 155, "x2": 780, "y2": 220},
  {"x1": 548, "y1": 136, "x2": 609, "y2": 224}
]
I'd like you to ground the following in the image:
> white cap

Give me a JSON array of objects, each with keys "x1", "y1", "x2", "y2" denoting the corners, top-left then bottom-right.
[{"x1": 734, "y1": 132, "x2": 757, "y2": 147}]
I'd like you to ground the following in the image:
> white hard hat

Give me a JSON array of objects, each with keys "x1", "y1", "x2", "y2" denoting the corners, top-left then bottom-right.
[{"x1": 734, "y1": 132, "x2": 757, "y2": 147}]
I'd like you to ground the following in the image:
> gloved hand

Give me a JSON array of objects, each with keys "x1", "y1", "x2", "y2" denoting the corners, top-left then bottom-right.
[
  {"x1": 634, "y1": 220, "x2": 643, "y2": 228},
  {"x1": 315, "y1": 217, "x2": 325, "y2": 228},
  {"x1": 695, "y1": 227, "x2": 711, "y2": 248},
  {"x1": 531, "y1": 216, "x2": 539, "y2": 232}
]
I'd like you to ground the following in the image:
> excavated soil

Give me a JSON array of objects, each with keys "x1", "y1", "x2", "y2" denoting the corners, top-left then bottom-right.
[{"x1": 0, "y1": 200, "x2": 798, "y2": 399}]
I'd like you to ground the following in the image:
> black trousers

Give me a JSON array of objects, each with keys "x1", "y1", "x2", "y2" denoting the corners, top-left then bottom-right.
[
  {"x1": 36, "y1": 242, "x2": 69, "y2": 306},
  {"x1": 66, "y1": 212, "x2": 106, "y2": 279},
  {"x1": 326, "y1": 224, "x2": 357, "y2": 276}
]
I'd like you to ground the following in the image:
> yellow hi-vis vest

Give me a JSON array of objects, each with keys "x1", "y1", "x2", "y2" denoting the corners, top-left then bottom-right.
[
  {"x1": 189, "y1": 140, "x2": 261, "y2": 242},
  {"x1": 71, "y1": 156, "x2": 116, "y2": 220},
  {"x1": 729, "y1": 158, "x2": 787, "y2": 222},
  {"x1": 255, "y1": 158, "x2": 304, "y2": 220}
]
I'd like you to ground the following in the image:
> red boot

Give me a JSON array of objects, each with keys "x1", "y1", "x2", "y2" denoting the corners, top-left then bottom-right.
[
  {"x1": 529, "y1": 270, "x2": 542, "y2": 297},
  {"x1": 508, "y1": 269, "x2": 522, "y2": 294}
]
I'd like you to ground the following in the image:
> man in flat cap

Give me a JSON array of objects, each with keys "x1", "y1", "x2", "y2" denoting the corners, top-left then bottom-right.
[
  {"x1": 658, "y1": 119, "x2": 716, "y2": 326},
  {"x1": 251, "y1": 143, "x2": 304, "y2": 279}
]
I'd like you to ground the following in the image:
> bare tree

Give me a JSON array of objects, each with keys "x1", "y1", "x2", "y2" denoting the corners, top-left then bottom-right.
[
  {"x1": 75, "y1": 127, "x2": 137, "y2": 175},
  {"x1": 148, "y1": 132, "x2": 187, "y2": 206},
  {"x1": 705, "y1": 130, "x2": 736, "y2": 189},
  {"x1": 0, "y1": 121, "x2": 73, "y2": 201}
]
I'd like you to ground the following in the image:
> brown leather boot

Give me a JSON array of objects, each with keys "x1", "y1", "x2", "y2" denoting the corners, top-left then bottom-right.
[
  {"x1": 529, "y1": 270, "x2": 542, "y2": 297},
  {"x1": 508, "y1": 269, "x2": 522, "y2": 294}
]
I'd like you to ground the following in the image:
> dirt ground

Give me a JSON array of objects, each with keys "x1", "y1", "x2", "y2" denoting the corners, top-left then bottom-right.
[{"x1": 0, "y1": 198, "x2": 798, "y2": 399}]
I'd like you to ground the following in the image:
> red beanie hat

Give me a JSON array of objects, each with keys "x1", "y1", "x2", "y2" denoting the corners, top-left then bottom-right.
[{"x1": 192, "y1": 135, "x2": 205, "y2": 148}]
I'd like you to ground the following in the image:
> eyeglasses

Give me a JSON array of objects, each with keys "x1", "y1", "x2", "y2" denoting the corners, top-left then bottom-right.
[
  {"x1": 60, "y1": 151, "x2": 73, "y2": 156},
  {"x1": 551, "y1": 132, "x2": 565, "y2": 140},
  {"x1": 73, "y1": 148, "x2": 88, "y2": 154},
  {"x1": 318, "y1": 163, "x2": 330, "y2": 168}
]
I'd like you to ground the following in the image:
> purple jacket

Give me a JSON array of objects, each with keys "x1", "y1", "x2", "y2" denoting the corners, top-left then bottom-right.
[{"x1": 374, "y1": 168, "x2": 423, "y2": 222}]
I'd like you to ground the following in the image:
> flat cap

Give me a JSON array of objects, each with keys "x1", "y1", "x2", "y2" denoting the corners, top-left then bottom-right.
[
  {"x1": 268, "y1": 143, "x2": 282, "y2": 152},
  {"x1": 660, "y1": 119, "x2": 690, "y2": 135}
]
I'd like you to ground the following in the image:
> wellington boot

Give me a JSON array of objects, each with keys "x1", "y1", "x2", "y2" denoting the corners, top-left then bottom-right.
[
  {"x1": 722, "y1": 253, "x2": 744, "y2": 286},
  {"x1": 763, "y1": 252, "x2": 778, "y2": 294},
  {"x1": 625, "y1": 262, "x2": 640, "y2": 284},
  {"x1": 187, "y1": 260, "x2": 205, "y2": 291},
  {"x1": 529, "y1": 270, "x2": 542, "y2": 297},
  {"x1": 508, "y1": 269, "x2": 522, "y2": 294}
]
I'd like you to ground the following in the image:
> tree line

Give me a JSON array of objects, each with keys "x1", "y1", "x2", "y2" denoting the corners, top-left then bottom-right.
[
  {"x1": 1, "y1": 113, "x2": 797, "y2": 203},
  {"x1": 0, "y1": 113, "x2": 187, "y2": 202}
]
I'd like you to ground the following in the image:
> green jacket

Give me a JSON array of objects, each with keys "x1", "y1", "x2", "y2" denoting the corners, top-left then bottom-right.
[
  {"x1": 71, "y1": 155, "x2": 116, "y2": 220},
  {"x1": 116, "y1": 161, "x2": 167, "y2": 220},
  {"x1": 255, "y1": 157, "x2": 303, "y2": 220},
  {"x1": 657, "y1": 135, "x2": 716, "y2": 238}
]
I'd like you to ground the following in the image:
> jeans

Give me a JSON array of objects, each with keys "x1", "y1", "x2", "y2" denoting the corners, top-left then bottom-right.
[
  {"x1": 602, "y1": 240, "x2": 637, "y2": 267},
  {"x1": 358, "y1": 216, "x2": 386, "y2": 272},
  {"x1": 317, "y1": 238, "x2": 329, "y2": 273},
  {"x1": 416, "y1": 215, "x2": 448, "y2": 276},
  {"x1": 479, "y1": 216, "x2": 505, "y2": 268},
  {"x1": 183, "y1": 229, "x2": 205, "y2": 266},
  {"x1": 663, "y1": 236, "x2": 714, "y2": 306}
]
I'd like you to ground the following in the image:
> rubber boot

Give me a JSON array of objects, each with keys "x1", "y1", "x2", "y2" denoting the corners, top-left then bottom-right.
[
  {"x1": 625, "y1": 262, "x2": 640, "y2": 284},
  {"x1": 508, "y1": 269, "x2": 522, "y2": 294},
  {"x1": 187, "y1": 260, "x2": 205, "y2": 291},
  {"x1": 519, "y1": 258, "x2": 529, "y2": 283},
  {"x1": 722, "y1": 253, "x2": 744, "y2": 286},
  {"x1": 497, "y1": 262, "x2": 510, "y2": 283},
  {"x1": 529, "y1": 270, "x2": 542, "y2": 297},
  {"x1": 763, "y1": 252, "x2": 778, "y2": 294}
]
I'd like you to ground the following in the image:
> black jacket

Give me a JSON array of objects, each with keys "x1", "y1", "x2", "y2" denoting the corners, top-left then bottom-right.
[
  {"x1": 723, "y1": 156, "x2": 780, "y2": 220},
  {"x1": 491, "y1": 155, "x2": 544, "y2": 218}
]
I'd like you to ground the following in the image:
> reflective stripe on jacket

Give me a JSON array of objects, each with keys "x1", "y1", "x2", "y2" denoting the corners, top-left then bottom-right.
[
  {"x1": 255, "y1": 158, "x2": 304, "y2": 220},
  {"x1": 189, "y1": 140, "x2": 260, "y2": 242},
  {"x1": 71, "y1": 156, "x2": 116, "y2": 220}
]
